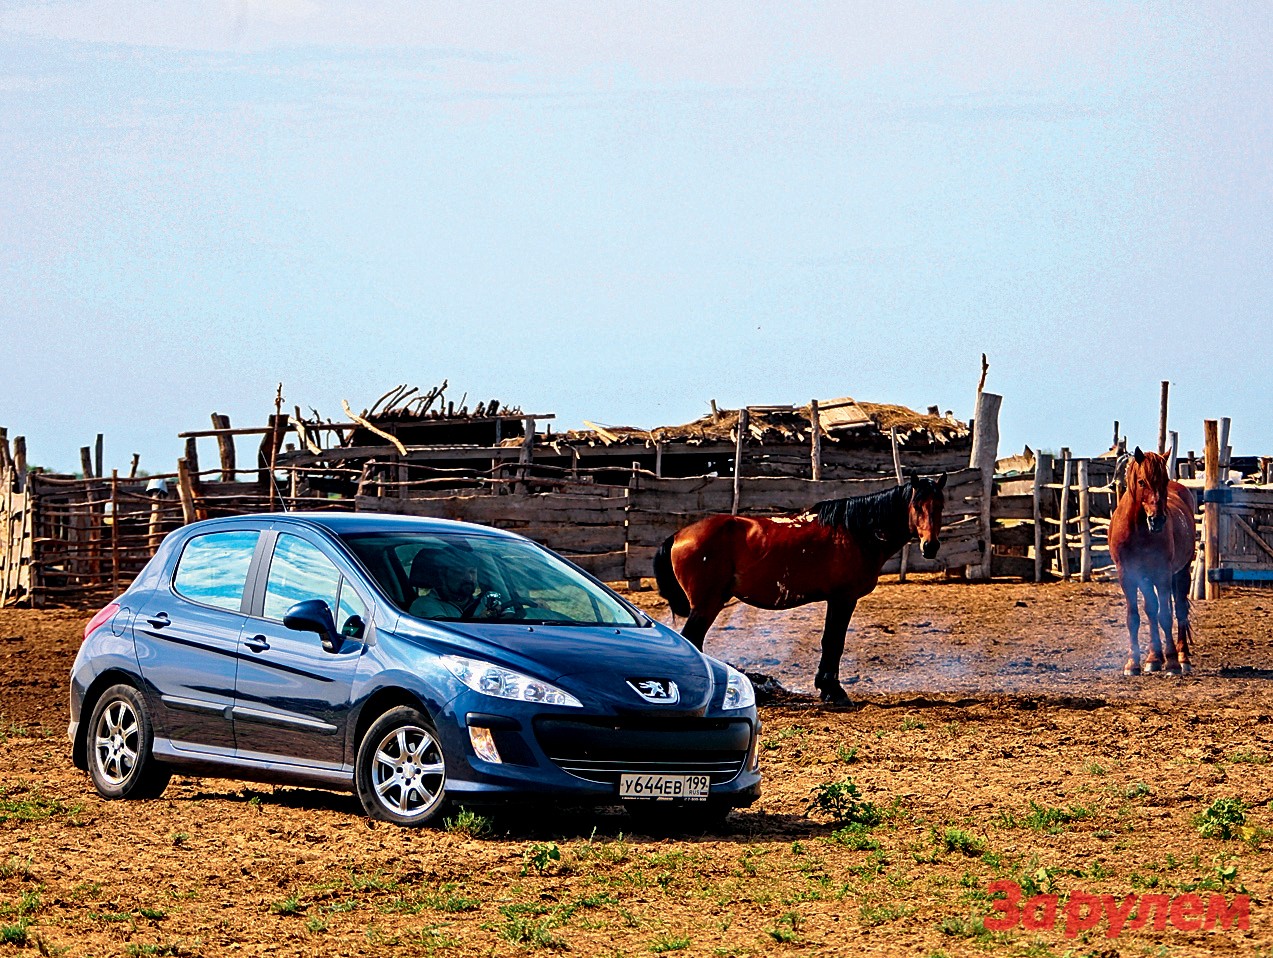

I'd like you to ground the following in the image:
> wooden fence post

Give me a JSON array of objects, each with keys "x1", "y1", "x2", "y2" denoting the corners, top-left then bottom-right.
[
  {"x1": 1204, "y1": 419, "x2": 1221, "y2": 600},
  {"x1": 0, "y1": 465, "x2": 12, "y2": 606},
  {"x1": 1058, "y1": 454, "x2": 1073, "y2": 580},
  {"x1": 966, "y1": 391, "x2": 1001, "y2": 580},
  {"x1": 94, "y1": 433, "x2": 104, "y2": 480},
  {"x1": 110, "y1": 469, "x2": 120, "y2": 593},
  {"x1": 732, "y1": 408, "x2": 749, "y2": 515},
  {"x1": 211, "y1": 414, "x2": 235, "y2": 481},
  {"x1": 627, "y1": 461, "x2": 642, "y2": 591},
  {"x1": 1168, "y1": 430, "x2": 1179, "y2": 479},
  {"x1": 1078, "y1": 458, "x2": 1092, "y2": 582},
  {"x1": 809, "y1": 400, "x2": 823, "y2": 481},
  {"x1": 1033, "y1": 452, "x2": 1053, "y2": 582},
  {"x1": 515, "y1": 416, "x2": 535, "y2": 495},
  {"x1": 890, "y1": 426, "x2": 910, "y2": 583},
  {"x1": 176, "y1": 458, "x2": 197, "y2": 525},
  {"x1": 1158, "y1": 381, "x2": 1169, "y2": 455},
  {"x1": 1218, "y1": 417, "x2": 1231, "y2": 475},
  {"x1": 13, "y1": 438, "x2": 26, "y2": 493}
]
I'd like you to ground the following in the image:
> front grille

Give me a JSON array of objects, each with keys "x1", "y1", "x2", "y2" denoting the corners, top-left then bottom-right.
[{"x1": 534, "y1": 716, "x2": 752, "y2": 786}]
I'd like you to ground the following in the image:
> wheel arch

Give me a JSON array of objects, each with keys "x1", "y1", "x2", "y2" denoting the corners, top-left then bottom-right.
[
  {"x1": 73, "y1": 668, "x2": 145, "y2": 770},
  {"x1": 349, "y1": 686, "x2": 433, "y2": 757}
]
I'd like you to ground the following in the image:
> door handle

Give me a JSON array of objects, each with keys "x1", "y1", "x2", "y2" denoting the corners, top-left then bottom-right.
[
  {"x1": 146, "y1": 612, "x2": 171, "y2": 629},
  {"x1": 244, "y1": 635, "x2": 270, "y2": 653}
]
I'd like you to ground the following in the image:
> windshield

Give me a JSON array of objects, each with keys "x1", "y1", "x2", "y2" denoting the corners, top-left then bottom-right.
[{"x1": 340, "y1": 531, "x2": 643, "y2": 627}]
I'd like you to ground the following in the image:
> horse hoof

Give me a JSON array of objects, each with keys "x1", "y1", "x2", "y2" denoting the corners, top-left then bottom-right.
[
  {"x1": 1165, "y1": 665, "x2": 1183, "y2": 677},
  {"x1": 1124, "y1": 665, "x2": 1142, "y2": 677},
  {"x1": 1181, "y1": 663, "x2": 1193, "y2": 675},
  {"x1": 819, "y1": 689, "x2": 851, "y2": 707},
  {"x1": 1143, "y1": 661, "x2": 1162, "y2": 673}
]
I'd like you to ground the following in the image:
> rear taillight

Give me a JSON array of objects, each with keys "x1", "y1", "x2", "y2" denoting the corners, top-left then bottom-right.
[{"x1": 84, "y1": 603, "x2": 120, "y2": 641}]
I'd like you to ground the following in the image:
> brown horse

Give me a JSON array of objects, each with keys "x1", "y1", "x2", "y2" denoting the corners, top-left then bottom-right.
[
  {"x1": 653, "y1": 476, "x2": 947, "y2": 705},
  {"x1": 1108, "y1": 448, "x2": 1197, "y2": 676}
]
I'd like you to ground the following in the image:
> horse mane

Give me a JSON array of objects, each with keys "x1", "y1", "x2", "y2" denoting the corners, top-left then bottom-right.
[{"x1": 810, "y1": 482, "x2": 912, "y2": 541}]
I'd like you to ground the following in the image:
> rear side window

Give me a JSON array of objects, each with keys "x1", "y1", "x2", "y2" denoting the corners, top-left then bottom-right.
[
  {"x1": 263, "y1": 534, "x2": 342, "y2": 622},
  {"x1": 172, "y1": 530, "x2": 261, "y2": 612}
]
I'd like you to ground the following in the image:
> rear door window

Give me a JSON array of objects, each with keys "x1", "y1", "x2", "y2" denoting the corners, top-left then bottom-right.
[{"x1": 172, "y1": 530, "x2": 261, "y2": 612}]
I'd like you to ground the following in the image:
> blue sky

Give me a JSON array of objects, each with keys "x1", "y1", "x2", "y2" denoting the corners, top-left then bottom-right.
[{"x1": 2, "y1": 2, "x2": 1269, "y2": 474}]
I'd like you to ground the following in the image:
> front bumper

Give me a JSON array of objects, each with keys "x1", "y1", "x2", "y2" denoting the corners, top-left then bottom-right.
[{"x1": 437, "y1": 696, "x2": 762, "y2": 808}]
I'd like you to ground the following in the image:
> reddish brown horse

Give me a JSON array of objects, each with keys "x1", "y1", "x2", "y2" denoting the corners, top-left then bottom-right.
[
  {"x1": 653, "y1": 476, "x2": 947, "y2": 705},
  {"x1": 1109, "y1": 448, "x2": 1197, "y2": 676}
]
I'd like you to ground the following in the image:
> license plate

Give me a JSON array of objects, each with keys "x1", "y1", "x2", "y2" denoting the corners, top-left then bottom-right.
[{"x1": 619, "y1": 773, "x2": 710, "y2": 801}]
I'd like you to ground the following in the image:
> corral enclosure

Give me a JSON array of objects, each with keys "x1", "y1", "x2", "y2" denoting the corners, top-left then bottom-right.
[{"x1": 5, "y1": 384, "x2": 1273, "y2": 611}]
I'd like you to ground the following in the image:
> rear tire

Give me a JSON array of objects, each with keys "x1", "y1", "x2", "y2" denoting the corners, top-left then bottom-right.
[
  {"x1": 355, "y1": 706, "x2": 449, "y2": 827},
  {"x1": 86, "y1": 684, "x2": 171, "y2": 800}
]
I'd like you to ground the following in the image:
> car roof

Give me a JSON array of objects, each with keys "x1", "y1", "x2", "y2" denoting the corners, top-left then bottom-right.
[{"x1": 188, "y1": 511, "x2": 523, "y2": 540}]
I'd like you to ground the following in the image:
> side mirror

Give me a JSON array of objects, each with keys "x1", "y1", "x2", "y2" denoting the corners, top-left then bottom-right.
[{"x1": 283, "y1": 599, "x2": 343, "y2": 654}]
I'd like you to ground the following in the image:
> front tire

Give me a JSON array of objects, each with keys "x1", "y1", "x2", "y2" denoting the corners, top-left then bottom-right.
[
  {"x1": 355, "y1": 706, "x2": 449, "y2": 826},
  {"x1": 86, "y1": 683, "x2": 171, "y2": 800}
]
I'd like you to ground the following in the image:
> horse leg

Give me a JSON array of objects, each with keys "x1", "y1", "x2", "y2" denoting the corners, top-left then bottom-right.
[
  {"x1": 1120, "y1": 577, "x2": 1143, "y2": 676},
  {"x1": 1155, "y1": 576, "x2": 1181, "y2": 675},
  {"x1": 814, "y1": 596, "x2": 856, "y2": 706},
  {"x1": 1141, "y1": 579, "x2": 1165, "y2": 673},
  {"x1": 680, "y1": 597, "x2": 727, "y2": 652},
  {"x1": 1173, "y1": 564, "x2": 1194, "y2": 674}
]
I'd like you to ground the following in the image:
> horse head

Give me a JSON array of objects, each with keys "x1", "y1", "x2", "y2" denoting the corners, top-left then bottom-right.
[
  {"x1": 908, "y1": 473, "x2": 947, "y2": 559},
  {"x1": 1128, "y1": 447, "x2": 1170, "y2": 533}
]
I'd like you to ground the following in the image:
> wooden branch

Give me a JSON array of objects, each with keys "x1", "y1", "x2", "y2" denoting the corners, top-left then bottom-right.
[
  {"x1": 343, "y1": 399, "x2": 407, "y2": 455},
  {"x1": 583, "y1": 421, "x2": 621, "y2": 444}
]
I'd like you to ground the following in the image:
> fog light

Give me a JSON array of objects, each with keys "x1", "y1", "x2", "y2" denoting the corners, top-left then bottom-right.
[{"x1": 468, "y1": 725, "x2": 502, "y2": 764}]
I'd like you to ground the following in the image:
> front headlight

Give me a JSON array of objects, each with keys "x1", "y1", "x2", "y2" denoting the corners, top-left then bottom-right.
[
  {"x1": 441, "y1": 655, "x2": 582, "y2": 708},
  {"x1": 723, "y1": 665, "x2": 755, "y2": 710}
]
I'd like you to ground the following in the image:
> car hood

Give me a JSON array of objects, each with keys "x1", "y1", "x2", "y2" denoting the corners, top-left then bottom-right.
[{"x1": 390, "y1": 618, "x2": 717, "y2": 712}]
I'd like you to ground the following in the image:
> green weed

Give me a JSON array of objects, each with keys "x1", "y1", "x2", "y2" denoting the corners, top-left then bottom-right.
[
  {"x1": 1022, "y1": 801, "x2": 1090, "y2": 833},
  {"x1": 270, "y1": 894, "x2": 305, "y2": 916},
  {"x1": 768, "y1": 911, "x2": 800, "y2": 942},
  {"x1": 935, "y1": 827, "x2": 985, "y2": 857},
  {"x1": 806, "y1": 779, "x2": 882, "y2": 826},
  {"x1": 444, "y1": 807, "x2": 492, "y2": 838},
  {"x1": 523, "y1": 842, "x2": 562, "y2": 876},
  {"x1": 650, "y1": 935, "x2": 691, "y2": 952},
  {"x1": 1195, "y1": 798, "x2": 1247, "y2": 840}
]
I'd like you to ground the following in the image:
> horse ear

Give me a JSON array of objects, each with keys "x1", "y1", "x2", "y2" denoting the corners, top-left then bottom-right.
[
  {"x1": 936, "y1": 472, "x2": 947, "y2": 491},
  {"x1": 1133, "y1": 446, "x2": 1145, "y2": 463}
]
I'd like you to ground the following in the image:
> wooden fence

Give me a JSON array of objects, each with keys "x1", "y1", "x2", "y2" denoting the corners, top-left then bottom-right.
[
  {"x1": 0, "y1": 467, "x2": 33, "y2": 606},
  {"x1": 9, "y1": 441, "x2": 1267, "y2": 607},
  {"x1": 990, "y1": 455, "x2": 1124, "y2": 581},
  {"x1": 1206, "y1": 485, "x2": 1273, "y2": 586}
]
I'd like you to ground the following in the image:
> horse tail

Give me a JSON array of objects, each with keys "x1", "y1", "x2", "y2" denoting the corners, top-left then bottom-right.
[{"x1": 654, "y1": 534, "x2": 692, "y2": 618}]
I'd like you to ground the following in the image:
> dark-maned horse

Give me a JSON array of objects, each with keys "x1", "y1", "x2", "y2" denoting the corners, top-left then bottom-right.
[
  {"x1": 1109, "y1": 448, "x2": 1197, "y2": 676},
  {"x1": 653, "y1": 475, "x2": 947, "y2": 705}
]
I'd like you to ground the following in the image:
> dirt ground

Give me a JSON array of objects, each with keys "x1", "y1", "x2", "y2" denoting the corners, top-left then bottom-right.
[{"x1": 3, "y1": 577, "x2": 1273, "y2": 957}]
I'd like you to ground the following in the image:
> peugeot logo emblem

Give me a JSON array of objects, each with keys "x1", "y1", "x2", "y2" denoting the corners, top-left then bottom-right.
[{"x1": 627, "y1": 678, "x2": 680, "y2": 704}]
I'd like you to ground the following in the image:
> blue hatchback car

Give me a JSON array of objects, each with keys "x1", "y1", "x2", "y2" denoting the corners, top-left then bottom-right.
[{"x1": 70, "y1": 513, "x2": 760, "y2": 827}]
